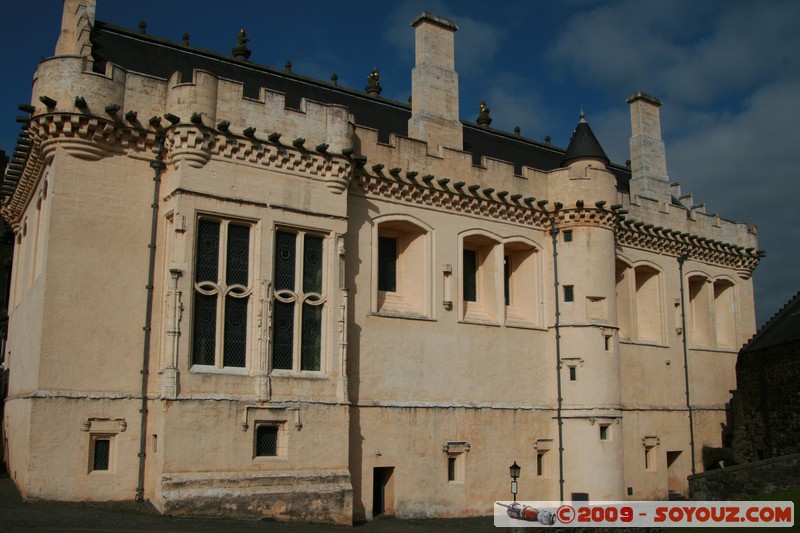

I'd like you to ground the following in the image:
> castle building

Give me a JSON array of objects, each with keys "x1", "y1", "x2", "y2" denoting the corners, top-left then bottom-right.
[{"x1": 0, "y1": 1, "x2": 761, "y2": 524}]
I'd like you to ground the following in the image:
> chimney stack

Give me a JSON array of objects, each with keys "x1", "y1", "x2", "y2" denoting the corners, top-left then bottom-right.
[
  {"x1": 627, "y1": 92, "x2": 671, "y2": 205},
  {"x1": 408, "y1": 12, "x2": 462, "y2": 153},
  {"x1": 55, "y1": 0, "x2": 96, "y2": 57}
]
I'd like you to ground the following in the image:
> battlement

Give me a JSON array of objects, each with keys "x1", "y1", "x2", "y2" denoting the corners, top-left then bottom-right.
[
  {"x1": 354, "y1": 123, "x2": 617, "y2": 210},
  {"x1": 31, "y1": 54, "x2": 354, "y2": 155}
]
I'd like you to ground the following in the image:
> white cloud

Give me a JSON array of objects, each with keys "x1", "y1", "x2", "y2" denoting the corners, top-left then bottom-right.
[
  {"x1": 383, "y1": 0, "x2": 507, "y2": 76},
  {"x1": 547, "y1": 0, "x2": 800, "y2": 106}
]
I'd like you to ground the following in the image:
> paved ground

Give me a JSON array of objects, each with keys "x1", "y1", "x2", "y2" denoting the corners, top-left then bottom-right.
[{"x1": 0, "y1": 473, "x2": 496, "y2": 532}]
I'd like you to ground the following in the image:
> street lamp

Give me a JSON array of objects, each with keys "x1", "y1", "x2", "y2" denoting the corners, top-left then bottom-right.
[{"x1": 509, "y1": 461, "x2": 521, "y2": 501}]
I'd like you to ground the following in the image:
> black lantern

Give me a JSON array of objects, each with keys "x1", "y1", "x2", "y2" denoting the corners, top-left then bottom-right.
[{"x1": 509, "y1": 461, "x2": 521, "y2": 501}]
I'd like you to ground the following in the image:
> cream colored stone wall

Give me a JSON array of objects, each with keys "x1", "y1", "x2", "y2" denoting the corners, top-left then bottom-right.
[{"x1": 0, "y1": 0, "x2": 762, "y2": 524}]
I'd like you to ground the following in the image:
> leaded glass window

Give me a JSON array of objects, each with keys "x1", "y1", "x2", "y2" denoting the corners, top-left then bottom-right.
[
  {"x1": 92, "y1": 438, "x2": 110, "y2": 471},
  {"x1": 255, "y1": 425, "x2": 279, "y2": 456},
  {"x1": 192, "y1": 217, "x2": 253, "y2": 368},
  {"x1": 272, "y1": 229, "x2": 326, "y2": 372}
]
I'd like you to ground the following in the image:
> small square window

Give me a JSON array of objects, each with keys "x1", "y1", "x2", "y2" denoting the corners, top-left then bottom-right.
[
  {"x1": 563, "y1": 230, "x2": 573, "y2": 242},
  {"x1": 599, "y1": 424, "x2": 610, "y2": 441},
  {"x1": 255, "y1": 425, "x2": 279, "y2": 457},
  {"x1": 564, "y1": 285, "x2": 574, "y2": 302},
  {"x1": 569, "y1": 366, "x2": 577, "y2": 381},
  {"x1": 604, "y1": 335, "x2": 612, "y2": 351}
]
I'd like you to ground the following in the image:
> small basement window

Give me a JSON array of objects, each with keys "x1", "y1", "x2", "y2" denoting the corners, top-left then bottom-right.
[{"x1": 255, "y1": 425, "x2": 279, "y2": 457}]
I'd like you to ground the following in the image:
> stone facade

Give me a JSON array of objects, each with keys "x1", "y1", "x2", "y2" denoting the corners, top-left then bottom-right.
[
  {"x1": 729, "y1": 292, "x2": 800, "y2": 463},
  {"x1": 0, "y1": 0, "x2": 761, "y2": 524}
]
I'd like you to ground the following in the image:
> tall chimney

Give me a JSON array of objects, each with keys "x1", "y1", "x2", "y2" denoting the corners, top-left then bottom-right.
[
  {"x1": 627, "y1": 92, "x2": 671, "y2": 205},
  {"x1": 408, "y1": 12, "x2": 462, "y2": 153},
  {"x1": 55, "y1": 0, "x2": 96, "y2": 57}
]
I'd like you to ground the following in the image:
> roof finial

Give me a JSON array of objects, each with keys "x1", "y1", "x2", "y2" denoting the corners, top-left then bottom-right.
[
  {"x1": 365, "y1": 67, "x2": 382, "y2": 97},
  {"x1": 477, "y1": 100, "x2": 492, "y2": 128},
  {"x1": 579, "y1": 105, "x2": 586, "y2": 123},
  {"x1": 232, "y1": 29, "x2": 251, "y2": 61}
]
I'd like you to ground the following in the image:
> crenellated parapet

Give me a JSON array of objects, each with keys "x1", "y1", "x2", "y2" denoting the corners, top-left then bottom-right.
[
  {"x1": 3, "y1": 47, "x2": 358, "y2": 223},
  {"x1": 617, "y1": 196, "x2": 761, "y2": 276}
]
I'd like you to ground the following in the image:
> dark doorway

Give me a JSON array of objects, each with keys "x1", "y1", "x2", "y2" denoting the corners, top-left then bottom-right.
[
  {"x1": 372, "y1": 467, "x2": 395, "y2": 516},
  {"x1": 666, "y1": 450, "x2": 684, "y2": 498}
]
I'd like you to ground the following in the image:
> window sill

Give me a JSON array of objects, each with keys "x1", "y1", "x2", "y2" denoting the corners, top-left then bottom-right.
[
  {"x1": 687, "y1": 346, "x2": 738, "y2": 354},
  {"x1": 459, "y1": 317, "x2": 501, "y2": 327},
  {"x1": 371, "y1": 310, "x2": 436, "y2": 322},
  {"x1": 269, "y1": 370, "x2": 328, "y2": 379},
  {"x1": 190, "y1": 365, "x2": 250, "y2": 376},
  {"x1": 618, "y1": 339, "x2": 668, "y2": 348},
  {"x1": 252, "y1": 456, "x2": 288, "y2": 462},
  {"x1": 504, "y1": 319, "x2": 546, "y2": 331}
]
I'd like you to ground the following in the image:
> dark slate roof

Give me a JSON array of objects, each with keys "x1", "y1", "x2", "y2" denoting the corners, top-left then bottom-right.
[
  {"x1": 742, "y1": 292, "x2": 800, "y2": 352},
  {"x1": 90, "y1": 21, "x2": 631, "y2": 190},
  {"x1": 562, "y1": 114, "x2": 610, "y2": 167}
]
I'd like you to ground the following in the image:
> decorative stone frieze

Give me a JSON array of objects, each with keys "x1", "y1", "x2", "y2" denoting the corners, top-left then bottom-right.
[
  {"x1": 616, "y1": 221, "x2": 760, "y2": 274},
  {"x1": 355, "y1": 170, "x2": 555, "y2": 229},
  {"x1": 207, "y1": 132, "x2": 351, "y2": 193}
]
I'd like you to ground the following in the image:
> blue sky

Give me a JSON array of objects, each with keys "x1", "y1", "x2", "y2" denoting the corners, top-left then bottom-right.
[{"x1": 1, "y1": 0, "x2": 798, "y2": 328}]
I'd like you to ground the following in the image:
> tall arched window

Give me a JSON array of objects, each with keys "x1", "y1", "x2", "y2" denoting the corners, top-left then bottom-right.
[
  {"x1": 374, "y1": 216, "x2": 432, "y2": 318},
  {"x1": 713, "y1": 279, "x2": 736, "y2": 349},
  {"x1": 634, "y1": 265, "x2": 662, "y2": 343},
  {"x1": 192, "y1": 217, "x2": 254, "y2": 369},
  {"x1": 688, "y1": 275, "x2": 712, "y2": 348},
  {"x1": 461, "y1": 233, "x2": 500, "y2": 323},
  {"x1": 615, "y1": 259, "x2": 664, "y2": 344},
  {"x1": 272, "y1": 228, "x2": 327, "y2": 372},
  {"x1": 503, "y1": 240, "x2": 540, "y2": 326},
  {"x1": 459, "y1": 232, "x2": 542, "y2": 327}
]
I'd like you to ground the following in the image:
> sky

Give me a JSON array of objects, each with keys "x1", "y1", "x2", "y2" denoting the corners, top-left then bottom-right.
[{"x1": 0, "y1": 0, "x2": 798, "y2": 328}]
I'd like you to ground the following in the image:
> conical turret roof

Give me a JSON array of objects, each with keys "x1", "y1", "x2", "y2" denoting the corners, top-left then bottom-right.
[{"x1": 562, "y1": 111, "x2": 609, "y2": 167}]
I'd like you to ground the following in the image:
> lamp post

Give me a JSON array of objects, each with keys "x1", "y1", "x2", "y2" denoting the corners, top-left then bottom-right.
[{"x1": 510, "y1": 461, "x2": 521, "y2": 502}]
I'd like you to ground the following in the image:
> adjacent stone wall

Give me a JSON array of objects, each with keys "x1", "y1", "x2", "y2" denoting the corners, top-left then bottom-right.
[
  {"x1": 689, "y1": 453, "x2": 800, "y2": 500},
  {"x1": 732, "y1": 343, "x2": 800, "y2": 462}
]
